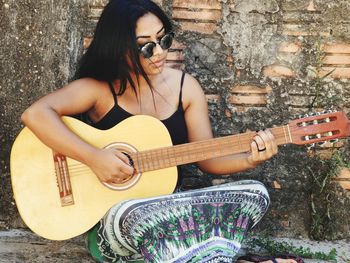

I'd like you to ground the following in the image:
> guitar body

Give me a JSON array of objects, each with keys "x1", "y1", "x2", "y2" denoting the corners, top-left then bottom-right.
[{"x1": 10, "y1": 115, "x2": 177, "y2": 240}]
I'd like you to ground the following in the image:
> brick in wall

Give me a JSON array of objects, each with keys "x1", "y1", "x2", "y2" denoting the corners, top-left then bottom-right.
[
  {"x1": 88, "y1": 0, "x2": 108, "y2": 7},
  {"x1": 166, "y1": 40, "x2": 186, "y2": 70},
  {"x1": 261, "y1": 40, "x2": 300, "y2": 79},
  {"x1": 332, "y1": 168, "x2": 350, "y2": 191},
  {"x1": 172, "y1": 0, "x2": 221, "y2": 34},
  {"x1": 228, "y1": 85, "x2": 272, "y2": 112},
  {"x1": 319, "y1": 43, "x2": 350, "y2": 79},
  {"x1": 205, "y1": 94, "x2": 220, "y2": 104},
  {"x1": 263, "y1": 65, "x2": 296, "y2": 78}
]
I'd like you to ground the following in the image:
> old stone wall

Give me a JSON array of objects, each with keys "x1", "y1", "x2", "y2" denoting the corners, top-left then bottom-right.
[
  {"x1": 0, "y1": 0, "x2": 88, "y2": 227},
  {"x1": 1, "y1": 0, "x2": 350, "y2": 240}
]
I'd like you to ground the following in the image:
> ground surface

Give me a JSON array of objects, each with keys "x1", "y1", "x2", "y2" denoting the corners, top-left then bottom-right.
[{"x1": 0, "y1": 229, "x2": 349, "y2": 263}]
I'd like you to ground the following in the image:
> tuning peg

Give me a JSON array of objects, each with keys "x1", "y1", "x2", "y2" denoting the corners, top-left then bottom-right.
[
  {"x1": 304, "y1": 135, "x2": 310, "y2": 141},
  {"x1": 329, "y1": 138, "x2": 338, "y2": 143},
  {"x1": 306, "y1": 143, "x2": 315, "y2": 150},
  {"x1": 322, "y1": 109, "x2": 334, "y2": 114}
]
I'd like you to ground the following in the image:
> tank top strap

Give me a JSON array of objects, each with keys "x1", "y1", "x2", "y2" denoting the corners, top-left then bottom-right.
[
  {"x1": 108, "y1": 81, "x2": 118, "y2": 105},
  {"x1": 178, "y1": 71, "x2": 186, "y2": 108}
]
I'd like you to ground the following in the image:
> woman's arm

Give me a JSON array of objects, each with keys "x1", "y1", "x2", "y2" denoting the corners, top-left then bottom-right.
[
  {"x1": 182, "y1": 75, "x2": 277, "y2": 175},
  {"x1": 21, "y1": 78, "x2": 134, "y2": 183}
]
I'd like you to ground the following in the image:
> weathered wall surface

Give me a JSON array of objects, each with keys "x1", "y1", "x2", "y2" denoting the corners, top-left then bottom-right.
[
  {"x1": 1, "y1": 0, "x2": 350, "y2": 240},
  {"x1": 0, "y1": 0, "x2": 88, "y2": 227}
]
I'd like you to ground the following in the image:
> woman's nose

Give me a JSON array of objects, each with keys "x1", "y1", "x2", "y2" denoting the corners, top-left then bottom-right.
[{"x1": 152, "y1": 42, "x2": 164, "y2": 57}]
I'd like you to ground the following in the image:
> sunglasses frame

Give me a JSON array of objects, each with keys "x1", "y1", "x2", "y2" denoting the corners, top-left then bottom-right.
[{"x1": 138, "y1": 32, "x2": 174, "y2": 59}]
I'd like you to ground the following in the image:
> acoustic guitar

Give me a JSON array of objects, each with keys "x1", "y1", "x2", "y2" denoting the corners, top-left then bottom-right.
[{"x1": 10, "y1": 111, "x2": 350, "y2": 240}]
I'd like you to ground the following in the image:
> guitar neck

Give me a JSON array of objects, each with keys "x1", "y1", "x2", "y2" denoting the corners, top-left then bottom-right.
[{"x1": 131, "y1": 125, "x2": 292, "y2": 173}]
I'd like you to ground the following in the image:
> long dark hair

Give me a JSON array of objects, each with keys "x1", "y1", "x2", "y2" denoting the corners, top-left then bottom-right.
[{"x1": 75, "y1": 0, "x2": 172, "y2": 95}]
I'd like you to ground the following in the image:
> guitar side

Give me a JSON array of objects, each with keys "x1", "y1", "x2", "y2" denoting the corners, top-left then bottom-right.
[{"x1": 10, "y1": 115, "x2": 177, "y2": 240}]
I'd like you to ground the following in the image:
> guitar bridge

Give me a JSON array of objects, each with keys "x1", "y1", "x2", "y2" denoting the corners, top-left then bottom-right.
[{"x1": 53, "y1": 152, "x2": 74, "y2": 206}]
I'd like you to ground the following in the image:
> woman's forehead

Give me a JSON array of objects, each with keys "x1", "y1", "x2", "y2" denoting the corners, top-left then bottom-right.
[{"x1": 135, "y1": 12, "x2": 164, "y2": 38}]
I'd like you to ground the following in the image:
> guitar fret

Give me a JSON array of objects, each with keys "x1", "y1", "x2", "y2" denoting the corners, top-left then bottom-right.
[
  {"x1": 147, "y1": 150, "x2": 153, "y2": 171},
  {"x1": 143, "y1": 151, "x2": 148, "y2": 171},
  {"x1": 150, "y1": 148, "x2": 156, "y2": 171},
  {"x1": 139, "y1": 132, "x2": 254, "y2": 171},
  {"x1": 282, "y1": 125, "x2": 288, "y2": 144},
  {"x1": 166, "y1": 147, "x2": 172, "y2": 168},
  {"x1": 161, "y1": 148, "x2": 167, "y2": 168},
  {"x1": 135, "y1": 153, "x2": 141, "y2": 172},
  {"x1": 155, "y1": 149, "x2": 161, "y2": 169},
  {"x1": 286, "y1": 125, "x2": 293, "y2": 143}
]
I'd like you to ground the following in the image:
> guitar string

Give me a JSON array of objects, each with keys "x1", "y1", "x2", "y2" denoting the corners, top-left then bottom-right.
[
  {"x1": 62, "y1": 135, "x2": 337, "y2": 174},
  {"x1": 64, "y1": 139, "x2": 335, "y2": 174},
  {"x1": 59, "y1": 126, "x2": 339, "y2": 174},
  {"x1": 61, "y1": 117, "x2": 342, "y2": 168},
  {"x1": 63, "y1": 133, "x2": 255, "y2": 170},
  {"x1": 48, "y1": 115, "x2": 343, "y2": 180},
  {"x1": 59, "y1": 133, "x2": 238, "y2": 175},
  {"x1": 68, "y1": 121, "x2": 336, "y2": 173},
  {"x1": 54, "y1": 146, "x2": 340, "y2": 179}
]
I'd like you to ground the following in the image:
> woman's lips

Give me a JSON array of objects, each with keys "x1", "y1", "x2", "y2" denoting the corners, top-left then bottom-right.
[{"x1": 151, "y1": 58, "x2": 165, "y2": 68}]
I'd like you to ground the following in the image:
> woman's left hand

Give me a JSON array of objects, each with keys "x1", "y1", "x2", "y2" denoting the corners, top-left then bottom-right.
[{"x1": 247, "y1": 129, "x2": 278, "y2": 167}]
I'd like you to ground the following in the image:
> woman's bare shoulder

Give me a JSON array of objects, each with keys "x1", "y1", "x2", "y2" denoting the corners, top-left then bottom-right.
[
  {"x1": 60, "y1": 78, "x2": 113, "y2": 102},
  {"x1": 163, "y1": 67, "x2": 201, "y2": 89},
  {"x1": 162, "y1": 67, "x2": 182, "y2": 80},
  {"x1": 66, "y1": 78, "x2": 108, "y2": 91},
  {"x1": 163, "y1": 67, "x2": 204, "y2": 108}
]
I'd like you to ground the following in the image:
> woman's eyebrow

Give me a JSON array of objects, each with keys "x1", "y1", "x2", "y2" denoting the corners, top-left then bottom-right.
[{"x1": 136, "y1": 27, "x2": 165, "y2": 39}]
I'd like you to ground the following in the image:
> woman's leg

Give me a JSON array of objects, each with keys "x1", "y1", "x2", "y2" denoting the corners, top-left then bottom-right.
[{"x1": 88, "y1": 180, "x2": 270, "y2": 263}]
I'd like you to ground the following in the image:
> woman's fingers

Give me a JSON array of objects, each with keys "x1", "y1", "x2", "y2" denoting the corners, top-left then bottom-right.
[
  {"x1": 248, "y1": 129, "x2": 278, "y2": 166},
  {"x1": 115, "y1": 151, "x2": 134, "y2": 173},
  {"x1": 255, "y1": 129, "x2": 278, "y2": 156},
  {"x1": 95, "y1": 148, "x2": 135, "y2": 184},
  {"x1": 265, "y1": 129, "x2": 278, "y2": 155},
  {"x1": 112, "y1": 151, "x2": 134, "y2": 182},
  {"x1": 253, "y1": 131, "x2": 266, "y2": 151}
]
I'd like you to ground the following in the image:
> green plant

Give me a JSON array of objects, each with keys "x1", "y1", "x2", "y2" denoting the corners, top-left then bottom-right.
[
  {"x1": 244, "y1": 234, "x2": 337, "y2": 261},
  {"x1": 306, "y1": 37, "x2": 341, "y2": 110},
  {"x1": 309, "y1": 151, "x2": 349, "y2": 240},
  {"x1": 303, "y1": 35, "x2": 348, "y2": 241}
]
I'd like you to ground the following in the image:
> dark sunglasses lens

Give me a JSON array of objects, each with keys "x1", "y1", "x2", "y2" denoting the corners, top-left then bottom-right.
[
  {"x1": 140, "y1": 42, "x2": 156, "y2": 58},
  {"x1": 160, "y1": 33, "x2": 173, "y2": 50}
]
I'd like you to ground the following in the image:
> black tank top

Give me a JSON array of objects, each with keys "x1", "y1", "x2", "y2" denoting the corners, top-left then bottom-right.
[
  {"x1": 74, "y1": 72, "x2": 189, "y2": 190},
  {"x1": 89, "y1": 72, "x2": 188, "y2": 146}
]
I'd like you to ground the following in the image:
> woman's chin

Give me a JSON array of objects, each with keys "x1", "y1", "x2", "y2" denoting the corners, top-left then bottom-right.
[{"x1": 146, "y1": 64, "x2": 166, "y2": 75}]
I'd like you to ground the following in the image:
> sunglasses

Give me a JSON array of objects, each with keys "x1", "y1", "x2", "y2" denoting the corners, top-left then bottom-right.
[{"x1": 138, "y1": 32, "x2": 174, "y2": 59}]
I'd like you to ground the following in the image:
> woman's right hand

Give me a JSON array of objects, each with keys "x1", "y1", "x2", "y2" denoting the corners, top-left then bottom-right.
[{"x1": 87, "y1": 148, "x2": 135, "y2": 184}]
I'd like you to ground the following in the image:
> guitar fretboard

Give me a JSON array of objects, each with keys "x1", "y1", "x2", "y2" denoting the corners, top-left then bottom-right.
[{"x1": 130, "y1": 125, "x2": 292, "y2": 172}]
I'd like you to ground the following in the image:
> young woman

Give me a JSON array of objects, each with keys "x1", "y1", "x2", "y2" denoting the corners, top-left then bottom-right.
[{"x1": 21, "y1": 0, "x2": 296, "y2": 262}]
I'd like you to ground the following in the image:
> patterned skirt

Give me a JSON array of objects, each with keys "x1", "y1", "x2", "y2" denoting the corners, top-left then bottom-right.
[{"x1": 86, "y1": 180, "x2": 270, "y2": 263}]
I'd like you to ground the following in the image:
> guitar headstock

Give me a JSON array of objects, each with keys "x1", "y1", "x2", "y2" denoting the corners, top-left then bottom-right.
[{"x1": 288, "y1": 111, "x2": 350, "y2": 145}]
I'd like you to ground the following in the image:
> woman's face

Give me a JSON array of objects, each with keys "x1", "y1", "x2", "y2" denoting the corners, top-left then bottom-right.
[{"x1": 135, "y1": 12, "x2": 169, "y2": 75}]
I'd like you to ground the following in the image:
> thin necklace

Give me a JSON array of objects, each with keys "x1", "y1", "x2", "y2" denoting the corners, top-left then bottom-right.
[{"x1": 137, "y1": 70, "x2": 176, "y2": 115}]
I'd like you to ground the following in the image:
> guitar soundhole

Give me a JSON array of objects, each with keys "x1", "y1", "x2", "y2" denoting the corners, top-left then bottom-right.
[{"x1": 102, "y1": 142, "x2": 141, "y2": 191}]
